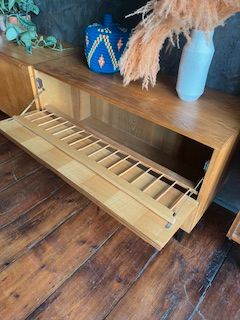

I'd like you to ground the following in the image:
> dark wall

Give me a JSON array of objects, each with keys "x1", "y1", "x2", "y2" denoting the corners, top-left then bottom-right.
[
  {"x1": 33, "y1": 1, "x2": 240, "y2": 95},
  {"x1": 33, "y1": 0, "x2": 145, "y2": 45}
]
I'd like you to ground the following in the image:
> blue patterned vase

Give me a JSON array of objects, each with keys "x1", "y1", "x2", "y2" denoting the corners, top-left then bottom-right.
[{"x1": 84, "y1": 14, "x2": 129, "y2": 74}]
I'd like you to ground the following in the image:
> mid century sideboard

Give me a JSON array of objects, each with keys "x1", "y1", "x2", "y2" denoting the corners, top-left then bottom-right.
[{"x1": 0, "y1": 43, "x2": 239, "y2": 250}]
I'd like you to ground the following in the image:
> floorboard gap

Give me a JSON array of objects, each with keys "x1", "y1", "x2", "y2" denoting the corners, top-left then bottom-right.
[
  {"x1": 0, "y1": 196, "x2": 91, "y2": 273},
  {"x1": 25, "y1": 225, "x2": 122, "y2": 320},
  {"x1": 103, "y1": 248, "x2": 159, "y2": 320},
  {"x1": 188, "y1": 239, "x2": 233, "y2": 320},
  {"x1": 0, "y1": 179, "x2": 65, "y2": 231}
]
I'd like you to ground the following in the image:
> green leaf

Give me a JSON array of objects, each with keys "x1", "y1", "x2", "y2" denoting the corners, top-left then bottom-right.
[
  {"x1": 30, "y1": 4, "x2": 39, "y2": 15},
  {"x1": 18, "y1": 15, "x2": 36, "y2": 31},
  {"x1": 45, "y1": 36, "x2": 57, "y2": 47},
  {"x1": 25, "y1": 44, "x2": 32, "y2": 54},
  {"x1": 1, "y1": 0, "x2": 7, "y2": 12},
  {"x1": 6, "y1": 25, "x2": 19, "y2": 40},
  {"x1": 8, "y1": 0, "x2": 15, "y2": 11},
  {"x1": 6, "y1": 22, "x2": 22, "y2": 33}
]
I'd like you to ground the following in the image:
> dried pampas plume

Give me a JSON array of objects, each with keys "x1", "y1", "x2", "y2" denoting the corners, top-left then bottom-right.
[{"x1": 120, "y1": 0, "x2": 240, "y2": 89}]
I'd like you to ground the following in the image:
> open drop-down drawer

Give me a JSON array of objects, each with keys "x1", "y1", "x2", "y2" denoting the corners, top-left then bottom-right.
[{"x1": 0, "y1": 107, "x2": 199, "y2": 250}]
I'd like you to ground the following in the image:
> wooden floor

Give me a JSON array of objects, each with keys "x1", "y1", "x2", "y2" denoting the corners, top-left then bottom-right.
[{"x1": 0, "y1": 112, "x2": 239, "y2": 320}]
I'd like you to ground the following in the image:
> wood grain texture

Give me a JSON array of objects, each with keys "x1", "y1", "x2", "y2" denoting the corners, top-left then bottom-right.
[
  {"x1": 34, "y1": 71, "x2": 212, "y2": 184},
  {"x1": 0, "y1": 152, "x2": 42, "y2": 191},
  {"x1": 15, "y1": 111, "x2": 198, "y2": 225},
  {"x1": 0, "y1": 142, "x2": 238, "y2": 320},
  {"x1": 0, "y1": 185, "x2": 90, "y2": 271},
  {"x1": 107, "y1": 204, "x2": 233, "y2": 320},
  {"x1": 0, "y1": 203, "x2": 119, "y2": 320},
  {"x1": 34, "y1": 54, "x2": 240, "y2": 149},
  {"x1": 0, "y1": 140, "x2": 22, "y2": 165},
  {"x1": 0, "y1": 118, "x2": 198, "y2": 250},
  {"x1": 39, "y1": 105, "x2": 196, "y2": 189},
  {"x1": 0, "y1": 58, "x2": 34, "y2": 116},
  {"x1": 35, "y1": 71, "x2": 185, "y2": 168},
  {"x1": 34, "y1": 71, "x2": 92, "y2": 121},
  {"x1": 0, "y1": 168, "x2": 64, "y2": 228},
  {"x1": 195, "y1": 244, "x2": 240, "y2": 320},
  {"x1": 0, "y1": 35, "x2": 76, "y2": 116},
  {"x1": 27, "y1": 228, "x2": 156, "y2": 320},
  {"x1": 183, "y1": 133, "x2": 239, "y2": 232},
  {"x1": 80, "y1": 116, "x2": 196, "y2": 187},
  {"x1": 0, "y1": 35, "x2": 75, "y2": 67}
]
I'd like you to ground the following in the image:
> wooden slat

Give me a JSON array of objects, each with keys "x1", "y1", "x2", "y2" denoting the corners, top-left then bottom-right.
[
  {"x1": 52, "y1": 108, "x2": 195, "y2": 189},
  {"x1": 16, "y1": 115, "x2": 177, "y2": 224},
  {"x1": 45, "y1": 120, "x2": 68, "y2": 131},
  {"x1": 31, "y1": 112, "x2": 54, "y2": 122},
  {"x1": 0, "y1": 168, "x2": 64, "y2": 228},
  {"x1": 0, "y1": 152, "x2": 42, "y2": 191},
  {"x1": 0, "y1": 119, "x2": 197, "y2": 249},
  {"x1": 60, "y1": 130, "x2": 85, "y2": 141},
  {"x1": 15, "y1": 113, "x2": 199, "y2": 226},
  {"x1": 38, "y1": 116, "x2": 62, "y2": 127},
  {"x1": 0, "y1": 186, "x2": 90, "y2": 271},
  {"x1": 53, "y1": 125, "x2": 76, "y2": 135},
  {"x1": 27, "y1": 228, "x2": 156, "y2": 320},
  {"x1": 0, "y1": 203, "x2": 119, "y2": 320}
]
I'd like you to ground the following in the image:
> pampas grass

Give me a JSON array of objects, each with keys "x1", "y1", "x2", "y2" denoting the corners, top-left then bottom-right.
[{"x1": 120, "y1": 0, "x2": 240, "y2": 89}]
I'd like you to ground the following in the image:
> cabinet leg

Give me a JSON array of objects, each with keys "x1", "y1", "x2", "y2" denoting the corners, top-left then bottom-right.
[{"x1": 174, "y1": 230, "x2": 186, "y2": 242}]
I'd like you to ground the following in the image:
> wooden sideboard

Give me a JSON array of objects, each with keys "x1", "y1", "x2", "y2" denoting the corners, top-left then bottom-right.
[
  {"x1": 0, "y1": 49, "x2": 239, "y2": 250},
  {"x1": 0, "y1": 35, "x2": 75, "y2": 116}
]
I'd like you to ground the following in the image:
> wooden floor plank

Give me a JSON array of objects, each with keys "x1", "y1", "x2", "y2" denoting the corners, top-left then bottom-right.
[
  {"x1": 27, "y1": 228, "x2": 157, "y2": 320},
  {"x1": 194, "y1": 243, "x2": 240, "y2": 320},
  {"x1": 106, "y1": 204, "x2": 234, "y2": 320},
  {"x1": 0, "y1": 203, "x2": 119, "y2": 320},
  {"x1": 0, "y1": 133, "x2": 8, "y2": 145},
  {"x1": 0, "y1": 168, "x2": 64, "y2": 228},
  {"x1": 0, "y1": 152, "x2": 42, "y2": 192},
  {"x1": 0, "y1": 185, "x2": 90, "y2": 271},
  {"x1": 0, "y1": 140, "x2": 23, "y2": 165}
]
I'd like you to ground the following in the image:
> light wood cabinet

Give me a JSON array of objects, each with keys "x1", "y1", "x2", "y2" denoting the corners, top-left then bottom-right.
[
  {"x1": 0, "y1": 51, "x2": 239, "y2": 250},
  {"x1": 0, "y1": 35, "x2": 75, "y2": 116}
]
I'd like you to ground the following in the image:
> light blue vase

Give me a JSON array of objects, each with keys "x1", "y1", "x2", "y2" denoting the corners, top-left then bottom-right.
[{"x1": 176, "y1": 30, "x2": 215, "y2": 102}]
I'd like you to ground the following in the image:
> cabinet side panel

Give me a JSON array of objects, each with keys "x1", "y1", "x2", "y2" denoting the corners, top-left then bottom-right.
[
  {"x1": 34, "y1": 70, "x2": 91, "y2": 121},
  {"x1": 0, "y1": 58, "x2": 33, "y2": 116}
]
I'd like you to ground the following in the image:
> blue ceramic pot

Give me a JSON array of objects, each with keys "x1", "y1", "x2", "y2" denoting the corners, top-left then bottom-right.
[{"x1": 84, "y1": 14, "x2": 129, "y2": 74}]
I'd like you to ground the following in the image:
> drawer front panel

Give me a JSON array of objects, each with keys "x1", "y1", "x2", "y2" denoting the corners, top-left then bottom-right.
[{"x1": 0, "y1": 110, "x2": 199, "y2": 250}]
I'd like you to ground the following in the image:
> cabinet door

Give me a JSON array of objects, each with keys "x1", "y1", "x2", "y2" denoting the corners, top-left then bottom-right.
[
  {"x1": 0, "y1": 57, "x2": 33, "y2": 116},
  {"x1": 0, "y1": 108, "x2": 199, "y2": 250}
]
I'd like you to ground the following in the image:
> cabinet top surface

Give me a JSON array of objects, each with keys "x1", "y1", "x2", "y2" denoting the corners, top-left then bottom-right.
[
  {"x1": 35, "y1": 54, "x2": 240, "y2": 149},
  {"x1": 0, "y1": 35, "x2": 75, "y2": 66}
]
